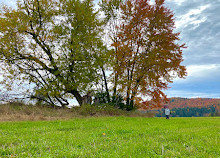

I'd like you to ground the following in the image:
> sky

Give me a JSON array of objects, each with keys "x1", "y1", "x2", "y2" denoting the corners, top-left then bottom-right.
[
  {"x1": 164, "y1": 0, "x2": 220, "y2": 98},
  {"x1": 0, "y1": 0, "x2": 220, "y2": 99}
]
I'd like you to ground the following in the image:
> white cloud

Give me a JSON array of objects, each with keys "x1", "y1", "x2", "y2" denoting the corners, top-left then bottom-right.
[
  {"x1": 167, "y1": 0, "x2": 186, "y2": 6},
  {"x1": 187, "y1": 64, "x2": 220, "y2": 78},
  {"x1": 166, "y1": 90, "x2": 220, "y2": 98},
  {"x1": 175, "y1": 4, "x2": 211, "y2": 29},
  {"x1": 149, "y1": 0, "x2": 155, "y2": 5},
  {"x1": 173, "y1": 64, "x2": 220, "y2": 83}
]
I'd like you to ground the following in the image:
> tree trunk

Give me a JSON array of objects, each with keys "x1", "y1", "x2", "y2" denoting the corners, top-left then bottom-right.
[
  {"x1": 129, "y1": 91, "x2": 136, "y2": 110},
  {"x1": 113, "y1": 48, "x2": 119, "y2": 97},
  {"x1": 69, "y1": 89, "x2": 83, "y2": 105},
  {"x1": 113, "y1": 73, "x2": 118, "y2": 97},
  {"x1": 126, "y1": 92, "x2": 130, "y2": 110},
  {"x1": 126, "y1": 68, "x2": 132, "y2": 111},
  {"x1": 101, "y1": 66, "x2": 110, "y2": 103}
]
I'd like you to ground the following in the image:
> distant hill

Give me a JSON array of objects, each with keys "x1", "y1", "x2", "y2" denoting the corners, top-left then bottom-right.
[
  {"x1": 151, "y1": 98, "x2": 220, "y2": 117},
  {"x1": 168, "y1": 97, "x2": 220, "y2": 109},
  {"x1": 138, "y1": 98, "x2": 220, "y2": 117},
  {"x1": 140, "y1": 97, "x2": 220, "y2": 110}
]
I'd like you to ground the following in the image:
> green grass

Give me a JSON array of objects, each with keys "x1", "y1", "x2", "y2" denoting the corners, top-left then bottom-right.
[{"x1": 0, "y1": 117, "x2": 219, "y2": 157}]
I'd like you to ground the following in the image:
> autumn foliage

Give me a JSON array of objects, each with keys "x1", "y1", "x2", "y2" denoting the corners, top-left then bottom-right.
[
  {"x1": 0, "y1": 0, "x2": 186, "y2": 110},
  {"x1": 140, "y1": 97, "x2": 220, "y2": 110},
  {"x1": 111, "y1": 0, "x2": 186, "y2": 110}
]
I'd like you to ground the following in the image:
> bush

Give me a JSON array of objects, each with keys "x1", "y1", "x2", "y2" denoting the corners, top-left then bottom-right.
[
  {"x1": 76, "y1": 104, "x2": 97, "y2": 116},
  {"x1": 94, "y1": 92, "x2": 109, "y2": 104},
  {"x1": 111, "y1": 94, "x2": 125, "y2": 109},
  {"x1": 94, "y1": 92, "x2": 126, "y2": 110},
  {"x1": 75, "y1": 104, "x2": 126, "y2": 116}
]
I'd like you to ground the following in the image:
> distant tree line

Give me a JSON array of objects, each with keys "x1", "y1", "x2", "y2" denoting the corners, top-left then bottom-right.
[{"x1": 155, "y1": 105, "x2": 218, "y2": 117}]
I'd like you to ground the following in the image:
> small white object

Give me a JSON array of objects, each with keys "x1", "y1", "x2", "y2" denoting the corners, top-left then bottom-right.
[{"x1": 165, "y1": 108, "x2": 170, "y2": 115}]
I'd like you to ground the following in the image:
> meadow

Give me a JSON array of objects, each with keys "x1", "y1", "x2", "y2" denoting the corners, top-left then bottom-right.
[{"x1": 0, "y1": 117, "x2": 219, "y2": 157}]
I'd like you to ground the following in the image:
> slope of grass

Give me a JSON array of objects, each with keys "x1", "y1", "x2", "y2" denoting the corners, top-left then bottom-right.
[{"x1": 0, "y1": 117, "x2": 219, "y2": 157}]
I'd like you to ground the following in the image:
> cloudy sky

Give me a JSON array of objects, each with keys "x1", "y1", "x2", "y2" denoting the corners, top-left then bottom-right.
[
  {"x1": 0, "y1": 0, "x2": 220, "y2": 99},
  {"x1": 164, "y1": 0, "x2": 220, "y2": 98}
]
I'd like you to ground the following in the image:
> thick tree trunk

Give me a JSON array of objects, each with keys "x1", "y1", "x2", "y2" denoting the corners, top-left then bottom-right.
[
  {"x1": 129, "y1": 91, "x2": 136, "y2": 110},
  {"x1": 69, "y1": 89, "x2": 83, "y2": 105},
  {"x1": 126, "y1": 93, "x2": 134, "y2": 111}
]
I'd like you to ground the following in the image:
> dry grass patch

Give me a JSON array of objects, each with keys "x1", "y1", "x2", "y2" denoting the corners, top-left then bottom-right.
[
  {"x1": 0, "y1": 103, "x2": 155, "y2": 122},
  {"x1": 0, "y1": 103, "x2": 79, "y2": 121}
]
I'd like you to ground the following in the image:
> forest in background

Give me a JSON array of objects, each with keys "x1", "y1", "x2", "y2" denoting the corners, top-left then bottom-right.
[{"x1": 140, "y1": 98, "x2": 220, "y2": 117}]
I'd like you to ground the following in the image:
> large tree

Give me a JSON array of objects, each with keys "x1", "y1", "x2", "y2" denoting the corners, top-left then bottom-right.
[
  {"x1": 111, "y1": 0, "x2": 187, "y2": 110},
  {"x1": 0, "y1": 0, "x2": 187, "y2": 109},
  {"x1": 0, "y1": 0, "x2": 105, "y2": 107}
]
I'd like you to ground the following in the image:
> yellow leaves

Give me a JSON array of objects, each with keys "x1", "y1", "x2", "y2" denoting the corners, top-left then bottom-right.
[
  {"x1": 37, "y1": 34, "x2": 54, "y2": 42},
  {"x1": 47, "y1": 34, "x2": 54, "y2": 41},
  {"x1": 0, "y1": 19, "x2": 8, "y2": 32},
  {"x1": 0, "y1": 8, "x2": 29, "y2": 37}
]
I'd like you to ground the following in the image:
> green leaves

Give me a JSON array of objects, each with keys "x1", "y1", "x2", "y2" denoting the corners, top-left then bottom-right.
[
  {"x1": 0, "y1": 0, "x2": 106, "y2": 106},
  {"x1": 99, "y1": 0, "x2": 122, "y2": 23},
  {"x1": 0, "y1": 0, "x2": 186, "y2": 108}
]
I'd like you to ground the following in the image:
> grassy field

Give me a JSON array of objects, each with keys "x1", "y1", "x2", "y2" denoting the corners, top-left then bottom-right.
[{"x1": 0, "y1": 117, "x2": 219, "y2": 157}]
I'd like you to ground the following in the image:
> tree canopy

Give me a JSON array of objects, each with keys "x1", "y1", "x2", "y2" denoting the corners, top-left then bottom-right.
[
  {"x1": 0, "y1": 0, "x2": 105, "y2": 107},
  {"x1": 0, "y1": 0, "x2": 187, "y2": 109}
]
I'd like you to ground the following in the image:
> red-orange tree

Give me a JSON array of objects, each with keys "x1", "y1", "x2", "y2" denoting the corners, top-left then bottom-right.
[{"x1": 112, "y1": 0, "x2": 187, "y2": 110}]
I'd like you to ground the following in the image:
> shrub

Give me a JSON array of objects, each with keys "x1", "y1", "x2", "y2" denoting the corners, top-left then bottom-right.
[
  {"x1": 93, "y1": 92, "x2": 126, "y2": 110},
  {"x1": 111, "y1": 94, "x2": 125, "y2": 109},
  {"x1": 94, "y1": 92, "x2": 109, "y2": 104},
  {"x1": 75, "y1": 104, "x2": 126, "y2": 116}
]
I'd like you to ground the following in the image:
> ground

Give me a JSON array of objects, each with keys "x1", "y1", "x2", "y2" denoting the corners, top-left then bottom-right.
[{"x1": 0, "y1": 117, "x2": 219, "y2": 157}]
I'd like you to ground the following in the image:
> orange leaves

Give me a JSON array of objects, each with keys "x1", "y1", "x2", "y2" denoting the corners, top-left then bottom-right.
[
  {"x1": 111, "y1": 0, "x2": 186, "y2": 108},
  {"x1": 155, "y1": 0, "x2": 165, "y2": 6},
  {"x1": 162, "y1": 98, "x2": 220, "y2": 109}
]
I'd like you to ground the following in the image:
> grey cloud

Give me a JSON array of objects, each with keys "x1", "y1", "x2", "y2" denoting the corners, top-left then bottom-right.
[
  {"x1": 165, "y1": 0, "x2": 220, "y2": 66},
  {"x1": 164, "y1": 0, "x2": 220, "y2": 98}
]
